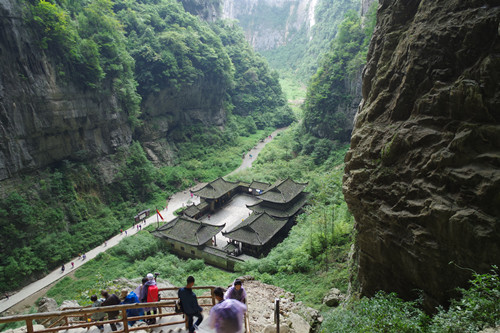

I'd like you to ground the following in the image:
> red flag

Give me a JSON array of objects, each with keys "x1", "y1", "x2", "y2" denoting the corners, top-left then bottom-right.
[{"x1": 156, "y1": 209, "x2": 164, "y2": 220}]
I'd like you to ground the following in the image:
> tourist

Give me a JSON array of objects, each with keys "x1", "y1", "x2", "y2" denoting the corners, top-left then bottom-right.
[
  {"x1": 178, "y1": 276, "x2": 203, "y2": 333},
  {"x1": 134, "y1": 277, "x2": 148, "y2": 297},
  {"x1": 224, "y1": 279, "x2": 246, "y2": 304},
  {"x1": 71, "y1": 262, "x2": 74, "y2": 269},
  {"x1": 140, "y1": 273, "x2": 159, "y2": 324},
  {"x1": 61, "y1": 264, "x2": 65, "y2": 273},
  {"x1": 121, "y1": 289, "x2": 144, "y2": 326},
  {"x1": 90, "y1": 294, "x2": 105, "y2": 331},
  {"x1": 101, "y1": 290, "x2": 121, "y2": 331},
  {"x1": 209, "y1": 287, "x2": 247, "y2": 333}
]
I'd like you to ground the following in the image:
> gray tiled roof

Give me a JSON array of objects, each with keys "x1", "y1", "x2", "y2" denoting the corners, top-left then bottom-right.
[
  {"x1": 248, "y1": 192, "x2": 309, "y2": 217},
  {"x1": 222, "y1": 212, "x2": 288, "y2": 246},
  {"x1": 192, "y1": 178, "x2": 239, "y2": 199},
  {"x1": 155, "y1": 216, "x2": 224, "y2": 246},
  {"x1": 183, "y1": 204, "x2": 200, "y2": 217},
  {"x1": 256, "y1": 178, "x2": 308, "y2": 203},
  {"x1": 249, "y1": 180, "x2": 271, "y2": 191}
]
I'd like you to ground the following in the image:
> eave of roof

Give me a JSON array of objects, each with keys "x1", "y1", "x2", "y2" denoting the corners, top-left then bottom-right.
[
  {"x1": 222, "y1": 212, "x2": 288, "y2": 246},
  {"x1": 248, "y1": 192, "x2": 309, "y2": 217},
  {"x1": 155, "y1": 216, "x2": 225, "y2": 246},
  {"x1": 256, "y1": 178, "x2": 308, "y2": 203},
  {"x1": 191, "y1": 177, "x2": 239, "y2": 199}
]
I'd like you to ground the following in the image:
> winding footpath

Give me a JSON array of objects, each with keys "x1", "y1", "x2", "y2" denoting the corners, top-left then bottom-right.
[{"x1": 0, "y1": 127, "x2": 286, "y2": 314}]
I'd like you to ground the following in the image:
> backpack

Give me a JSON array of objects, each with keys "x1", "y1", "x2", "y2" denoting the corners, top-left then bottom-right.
[
  {"x1": 174, "y1": 299, "x2": 183, "y2": 313},
  {"x1": 147, "y1": 285, "x2": 159, "y2": 302}
]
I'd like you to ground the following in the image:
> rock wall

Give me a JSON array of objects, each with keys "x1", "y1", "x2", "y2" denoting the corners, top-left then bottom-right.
[
  {"x1": 180, "y1": 0, "x2": 222, "y2": 22},
  {"x1": 0, "y1": 0, "x2": 132, "y2": 180},
  {"x1": 222, "y1": 0, "x2": 319, "y2": 51},
  {"x1": 0, "y1": 0, "x2": 230, "y2": 178},
  {"x1": 343, "y1": 0, "x2": 500, "y2": 311},
  {"x1": 136, "y1": 74, "x2": 227, "y2": 164}
]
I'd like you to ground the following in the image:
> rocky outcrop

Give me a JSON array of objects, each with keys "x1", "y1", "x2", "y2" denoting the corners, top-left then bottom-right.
[
  {"x1": 222, "y1": 0, "x2": 319, "y2": 51},
  {"x1": 242, "y1": 278, "x2": 322, "y2": 333},
  {"x1": 0, "y1": 0, "x2": 133, "y2": 181},
  {"x1": 343, "y1": 0, "x2": 500, "y2": 311},
  {"x1": 180, "y1": 0, "x2": 222, "y2": 22},
  {"x1": 322, "y1": 288, "x2": 345, "y2": 307}
]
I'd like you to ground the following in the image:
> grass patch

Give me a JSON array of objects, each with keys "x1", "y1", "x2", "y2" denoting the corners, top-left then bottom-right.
[{"x1": 45, "y1": 232, "x2": 238, "y2": 306}]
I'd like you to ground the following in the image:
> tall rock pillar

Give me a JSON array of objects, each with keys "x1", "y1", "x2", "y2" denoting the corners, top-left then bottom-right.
[{"x1": 343, "y1": 0, "x2": 500, "y2": 310}]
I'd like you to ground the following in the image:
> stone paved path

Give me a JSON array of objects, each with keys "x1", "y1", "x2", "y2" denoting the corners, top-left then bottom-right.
[{"x1": 0, "y1": 127, "x2": 287, "y2": 314}]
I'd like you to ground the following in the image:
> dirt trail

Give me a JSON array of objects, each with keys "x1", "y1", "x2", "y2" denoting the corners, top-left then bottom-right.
[{"x1": 0, "y1": 126, "x2": 288, "y2": 315}]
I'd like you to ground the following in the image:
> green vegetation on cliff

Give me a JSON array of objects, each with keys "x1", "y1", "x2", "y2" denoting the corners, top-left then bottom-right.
[
  {"x1": 28, "y1": 0, "x2": 142, "y2": 126},
  {"x1": 25, "y1": 0, "x2": 292, "y2": 130},
  {"x1": 303, "y1": 4, "x2": 376, "y2": 142},
  {"x1": 115, "y1": 0, "x2": 231, "y2": 95}
]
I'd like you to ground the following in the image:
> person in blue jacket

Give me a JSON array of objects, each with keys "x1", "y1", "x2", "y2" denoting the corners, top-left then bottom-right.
[
  {"x1": 121, "y1": 289, "x2": 144, "y2": 326},
  {"x1": 178, "y1": 276, "x2": 203, "y2": 333}
]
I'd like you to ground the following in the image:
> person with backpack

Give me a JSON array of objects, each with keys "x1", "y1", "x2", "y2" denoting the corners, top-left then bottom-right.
[
  {"x1": 178, "y1": 276, "x2": 203, "y2": 333},
  {"x1": 140, "y1": 273, "x2": 159, "y2": 324}
]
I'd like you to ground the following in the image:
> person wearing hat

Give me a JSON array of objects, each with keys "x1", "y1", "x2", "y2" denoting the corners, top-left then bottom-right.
[{"x1": 140, "y1": 273, "x2": 159, "y2": 324}]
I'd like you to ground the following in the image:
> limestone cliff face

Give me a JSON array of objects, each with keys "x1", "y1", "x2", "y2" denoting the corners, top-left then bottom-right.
[
  {"x1": 343, "y1": 0, "x2": 500, "y2": 310},
  {"x1": 180, "y1": 0, "x2": 222, "y2": 22},
  {"x1": 222, "y1": 0, "x2": 319, "y2": 51},
  {"x1": 0, "y1": 0, "x2": 132, "y2": 180},
  {"x1": 137, "y1": 75, "x2": 227, "y2": 164}
]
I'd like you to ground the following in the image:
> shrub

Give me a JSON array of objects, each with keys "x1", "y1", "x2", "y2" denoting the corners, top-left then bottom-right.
[
  {"x1": 428, "y1": 265, "x2": 500, "y2": 332},
  {"x1": 321, "y1": 292, "x2": 427, "y2": 333}
]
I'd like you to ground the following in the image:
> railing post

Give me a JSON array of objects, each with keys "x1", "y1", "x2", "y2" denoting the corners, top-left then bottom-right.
[
  {"x1": 210, "y1": 287, "x2": 216, "y2": 306},
  {"x1": 121, "y1": 309, "x2": 129, "y2": 333},
  {"x1": 26, "y1": 319, "x2": 34, "y2": 333},
  {"x1": 274, "y1": 298, "x2": 280, "y2": 333}
]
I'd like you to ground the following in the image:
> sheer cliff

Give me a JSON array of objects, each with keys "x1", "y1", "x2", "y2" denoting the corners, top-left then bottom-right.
[
  {"x1": 0, "y1": 0, "x2": 134, "y2": 181},
  {"x1": 222, "y1": 0, "x2": 319, "y2": 51},
  {"x1": 0, "y1": 0, "x2": 232, "y2": 180},
  {"x1": 343, "y1": 0, "x2": 500, "y2": 310}
]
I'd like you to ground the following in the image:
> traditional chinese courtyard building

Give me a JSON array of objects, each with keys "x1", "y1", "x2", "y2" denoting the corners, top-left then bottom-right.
[
  {"x1": 222, "y1": 212, "x2": 290, "y2": 257},
  {"x1": 153, "y1": 177, "x2": 309, "y2": 269},
  {"x1": 247, "y1": 178, "x2": 309, "y2": 218},
  {"x1": 152, "y1": 216, "x2": 243, "y2": 270},
  {"x1": 191, "y1": 177, "x2": 239, "y2": 212},
  {"x1": 224, "y1": 178, "x2": 309, "y2": 256}
]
